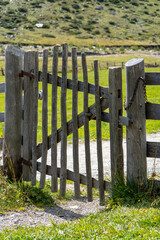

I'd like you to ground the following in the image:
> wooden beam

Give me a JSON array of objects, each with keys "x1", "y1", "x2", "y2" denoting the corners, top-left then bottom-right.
[
  {"x1": 109, "y1": 67, "x2": 124, "y2": 185},
  {"x1": 38, "y1": 71, "x2": 109, "y2": 99},
  {"x1": 0, "y1": 138, "x2": 3, "y2": 148},
  {"x1": 0, "y1": 83, "x2": 5, "y2": 93},
  {"x1": 0, "y1": 112, "x2": 4, "y2": 123},
  {"x1": 147, "y1": 141, "x2": 160, "y2": 158},
  {"x1": 82, "y1": 52, "x2": 92, "y2": 202},
  {"x1": 3, "y1": 45, "x2": 22, "y2": 181},
  {"x1": 125, "y1": 58, "x2": 147, "y2": 189},
  {"x1": 146, "y1": 103, "x2": 160, "y2": 120},
  {"x1": 145, "y1": 73, "x2": 160, "y2": 85},
  {"x1": 36, "y1": 162, "x2": 111, "y2": 191}
]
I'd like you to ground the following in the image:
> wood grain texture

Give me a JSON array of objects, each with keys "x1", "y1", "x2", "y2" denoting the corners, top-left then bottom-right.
[
  {"x1": 60, "y1": 43, "x2": 68, "y2": 196},
  {"x1": 51, "y1": 45, "x2": 59, "y2": 192},
  {"x1": 36, "y1": 162, "x2": 111, "y2": 191},
  {"x1": 147, "y1": 141, "x2": 160, "y2": 158},
  {"x1": 82, "y1": 52, "x2": 92, "y2": 202},
  {"x1": 145, "y1": 72, "x2": 160, "y2": 85},
  {"x1": 94, "y1": 60, "x2": 104, "y2": 205},
  {"x1": 0, "y1": 138, "x2": 3, "y2": 148},
  {"x1": 72, "y1": 47, "x2": 80, "y2": 199},
  {"x1": 125, "y1": 59, "x2": 147, "y2": 189},
  {"x1": 38, "y1": 71, "x2": 109, "y2": 99},
  {"x1": 109, "y1": 67, "x2": 124, "y2": 185},
  {"x1": 3, "y1": 46, "x2": 22, "y2": 180},
  {"x1": 0, "y1": 83, "x2": 5, "y2": 93},
  {"x1": 0, "y1": 112, "x2": 4, "y2": 123},
  {"x1": 31, "y1": 52, "x2": 39, "y2": 186},
  {"x1": 23, "y1": 51, "x2": 35, "y2": 181},
  {"x1": 39, "y1": 49, "x2": 48, "y2": 189},
  {"x1": 146, "y1": 103, "x2": 160, "y2": 120}
]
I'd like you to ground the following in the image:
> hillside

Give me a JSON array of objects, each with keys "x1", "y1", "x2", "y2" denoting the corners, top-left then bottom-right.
[{"x1": 0, "y1": 0, "x2": 160, "y2": 48}]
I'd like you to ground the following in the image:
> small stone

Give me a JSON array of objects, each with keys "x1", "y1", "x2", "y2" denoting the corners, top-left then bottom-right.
[{"x1": 95, "y1": 6, "x2": 103, "y2": 10}]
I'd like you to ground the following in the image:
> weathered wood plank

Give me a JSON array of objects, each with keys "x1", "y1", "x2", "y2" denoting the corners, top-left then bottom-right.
[
  {"x1": 109, "y1": 67, "x2": 124, "y2": 186},
  {"x1": 51, "y1": 45, "x2": 59, "y2": 192},
  {"x1": 37, "y1": 162, "x2": 111, "y2": 191},
  {"x1": 72, "y1": 47, "x2": 80, "y2": 199},
  {"x1": 147, "y1": 141, "x2": 160, "y2": 158},
  {"x1": 146, "y1": 103, "x2": 160, "y2": 120},
  {"x1": 0, "y1": 83, "x2": 5, "y2": 93},
  {"x1": 0, "y1": 138, "x2": 3, "y2": 148},
  {"x1": 3, "y1": 45, "x2": 22, "y2": 180},
  {"x1": 94, "y1": 112, "x2": 130, "y2": 126},
  {"x1": 38, "y1": 71, "x2": 109, "y2": 99},
  {"x1": 145, "y1": 72, "x2": 160, "y2": 85},
  {"x1": 94, "y1": 60, "x2": 104, "y2": 205},
  {"x1": 82, "y1": 52, "x2": 92, "y2": 202},
  {"x1": 31, "y1": 52, "x2": 39, "y2": 186},
  {"x1": 60, "y1": 43, "x2": 68, "y2": 196},
  {"x1": 125, "y1": 59, "x2": 147, "y2": 189},
  {"x1": 23, "y1": 51, "x2": 35, "y2": 181},
  {"x1": 0, "y1": 112, "x2": 4, "y2": 123},
  {"x1": 39, "y1": 50, "x2": 48, "y2": 189},
  {"x1": 36, "y1": 98, "x2": 109, "y2": 160}
]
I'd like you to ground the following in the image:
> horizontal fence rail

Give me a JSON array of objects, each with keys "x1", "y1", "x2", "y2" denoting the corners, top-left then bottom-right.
[
  {"x1": 145, "y1": 72, "x2": 160, "y2": 162},
  {"x1": 0, "y1": 83, "x2": 5, "y2": 93},
  {"x1": 38, "y1": 72, "x2": 109, "y2": 99},
  {"x1": 145, "y1": 72, "x2": 160, "y2": 85}
]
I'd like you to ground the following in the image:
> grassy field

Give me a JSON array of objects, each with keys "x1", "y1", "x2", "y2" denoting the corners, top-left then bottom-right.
[
  {"x1": 1, "y1": 205, "x2": 160, "y2": 239},
  {"x1": 0, "y1": 0, "x2": 160, "y2": 49},
  {"x1": 1, "y1": 53, "x2": 160, "y2": 143}
]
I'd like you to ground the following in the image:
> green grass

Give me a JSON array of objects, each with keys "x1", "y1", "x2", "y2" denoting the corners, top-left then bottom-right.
[
  {"x1": 1, "y1": 167, "x2": 160, "y2": 239},
  {"x1": 0, "y1": 170, "x2": 76, "y2": 212},
  {"x1": 0, "y1": 0, "x2": 160, "y2": 48},
  {"x1": 1, "y1": 200, "x2": 160, "y2": 239},
  {"x1": 1, "y1": 169, "x2": 160, "y2": 239}
]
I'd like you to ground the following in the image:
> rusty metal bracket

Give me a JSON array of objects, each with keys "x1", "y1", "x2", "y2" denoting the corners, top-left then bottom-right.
[{"x1": 19, "y1": 70, "x2": 34, "y2": 79}]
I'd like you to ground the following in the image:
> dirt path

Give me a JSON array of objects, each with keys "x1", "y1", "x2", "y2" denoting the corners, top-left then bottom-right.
[{"x1": 0, "y1": 133, "x2": 160, "y2": 230}]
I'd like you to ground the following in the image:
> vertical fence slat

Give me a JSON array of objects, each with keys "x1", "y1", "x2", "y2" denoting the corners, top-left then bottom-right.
[
  {"x1": 31, "y1": 52, "x2": 39, "y2": 186},
  {"x1": 3, "y1": 45, "x2": 22, "y2": 181},
  {"x1": 94, "y1": 60, "x2": 104, "y2": 205},
  {"x1": 39, "y1": 50, "x2": 48, "y2": 189},
  {"x1": 51, "y1": 45, "x2": 59, "y2": 192},
  {"x1": 60, "y1": 43, "x2": 68, "y2": 196},
  {"x1": 72, "y1": 47, "x2": 80, "y2": 199},
  {"x1": 23, "y1": 51, "x2": 35, "y2": 181},
  {"x1": 109, "y1": 67, "x2": 124, "y2": 186},
  {"x1": 125, "y1": 59, "x2": 147, "y2": 190},
  {"x1": 82, "y1": 52, "x2": 92, "y2": 202}
]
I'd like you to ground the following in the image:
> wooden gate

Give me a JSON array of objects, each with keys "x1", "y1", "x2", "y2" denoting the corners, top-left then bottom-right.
[{"x1": 2, "y1": 44, "x2": 160, "y2": 205}]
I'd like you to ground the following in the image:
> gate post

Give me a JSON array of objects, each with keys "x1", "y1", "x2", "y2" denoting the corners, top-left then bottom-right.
[
  {"x1": 109, "y1": 67, "x2": 124, "y2": 185},
  {"x1": 23, "y1": 51, "x2": 36, "y2": 181},
  {"x1": 125, "y1": 59, "x2": 147, "y2": 190},
  {"x1": 3, "y1": 45, "x2": 22, "y2": 181}
]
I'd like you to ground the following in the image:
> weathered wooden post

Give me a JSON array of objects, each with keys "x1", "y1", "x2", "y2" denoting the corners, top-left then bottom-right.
[
  {"x1": 3, "y1": 45, "x2": 22, "y2": 181},
  {"x1": 23, "y1": 51, "x2": 36, "y2": 181},
  {"x1": 109, "y1": 67, "x2": 124, "y2": 185},
  {"x1": 125, "y1": 59, "x2": 147, "y2": 190}
]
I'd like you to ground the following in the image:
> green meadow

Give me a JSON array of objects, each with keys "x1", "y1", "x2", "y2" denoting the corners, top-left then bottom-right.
[{"x1": 0, "y1": 54, "x2": 160, "y2": 143}]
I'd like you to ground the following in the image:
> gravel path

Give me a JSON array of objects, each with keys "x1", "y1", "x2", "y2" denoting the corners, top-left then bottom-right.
[
  {"x1": 37, "y1": 132, "x2": 160, "y2": 180},
  {"x1": 0, "y1": 132, "x2": 160, "y2": 230}
]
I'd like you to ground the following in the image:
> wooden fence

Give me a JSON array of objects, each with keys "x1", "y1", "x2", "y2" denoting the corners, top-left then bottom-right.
[{"x1": 1, "y1": 45, "x2": 160, "y2": 204}]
